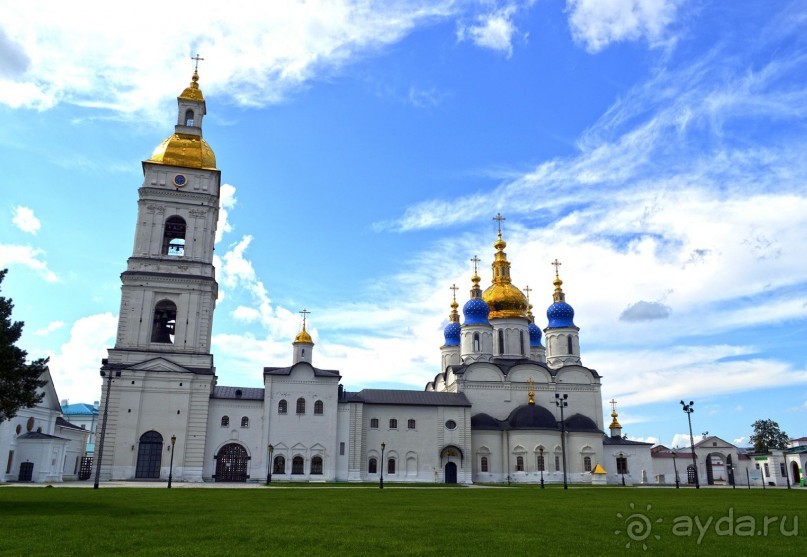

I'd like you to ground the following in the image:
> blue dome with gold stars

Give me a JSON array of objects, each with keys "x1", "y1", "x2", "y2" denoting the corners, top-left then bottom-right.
[
  {"x1": 443, "y1": 322, "x2": 461, "y2": 346},
  {"x1": 463, "y1": 298, "x2": 490, "y2": 325},
  {"x1": 547, "y1": 301, "x2": 575, "y2": 328},
  {"x1": 528, "y1": 322, "x2": 543, "y2": 346}
]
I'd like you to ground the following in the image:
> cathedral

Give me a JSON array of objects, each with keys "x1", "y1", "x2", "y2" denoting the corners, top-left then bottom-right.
[{"x1": 94, "y1": 70, "x2": 644, "y2": 485}]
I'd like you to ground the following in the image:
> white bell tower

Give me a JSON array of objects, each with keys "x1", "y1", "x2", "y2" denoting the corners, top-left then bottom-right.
[{"x1": 98, "y1": 60, "x2": 220, "y2": 483}]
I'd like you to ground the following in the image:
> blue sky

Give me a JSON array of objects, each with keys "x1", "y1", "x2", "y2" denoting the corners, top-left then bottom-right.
[{"x1": 2, "y1": 0, "x2": 806, "y2": 449}]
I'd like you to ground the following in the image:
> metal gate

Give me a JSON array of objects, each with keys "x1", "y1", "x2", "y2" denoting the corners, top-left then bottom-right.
[
  {"x1": 79, "y1": 456, "x2": 93, "y2": 480},
  {"x1": 19, "y1": 461, "x2": 34, "y2": 481},
  {"x1": 135, "y1": 431, "x2": 163, "y2": 478},
  {"x1": 214, "y1": 443, "x2": 249, "y2": 482}
]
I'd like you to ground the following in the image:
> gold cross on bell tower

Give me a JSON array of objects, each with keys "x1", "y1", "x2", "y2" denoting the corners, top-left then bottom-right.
[
  {"x1": 450, "y1": 283, "x2": 459, "y2": 301},
  {"x1": 493, "y1": 212, "x2": 506, "y2": 235},
  {"x1": 191, "y1": 53, "x2": 205, "y2": 72},
  {"x1": 470, "y1": 255, "x2": 481, "y2": 275},
  {"x1": 299, "y1": 308, "x2": 311, "y2": 329},
  {"x1": 609, "y1": 399, "x2": 618, "y2": 413},
  {"x1": 528, "y1": 377, "x2": 535, "y2": 405},
  {"x1": 551, "y1": 258, "x2": 562, "y2": 278}
]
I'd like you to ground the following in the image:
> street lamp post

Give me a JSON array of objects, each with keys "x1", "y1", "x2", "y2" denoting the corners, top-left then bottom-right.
[
  {"x1": 93, "y1": 369, "x2": 121, "y2": 489},
  {"x1": 680, "y1": 400, "x2": 699, "y2": 489},
  {"x1": 730, "y1": 463, "x2": 736, "y2": 489},
  {"x1": 618, "y1": 452, "x2": 626, "y2": 486},
  {"x1": 555, "y1": 393, "x2": 569, "y2": 490},
  {"x1": 167, "y1": 435, "x2": 176, "y2": 488},
  {"x1": 672, "y1": 450, "x2": 680, "y2": 489},
  {"x1": 380, "y1": 443, "x2": 385, "y2": 489},
  {"x1": 539, "y1": 447, "x2": 545, "y2": 489},
  {"x1": 783, "y1": 450, "x2": 792, "y2": 489},
  {"x1": 267, "y1": 444, "x2": 274, "y2": 484}
]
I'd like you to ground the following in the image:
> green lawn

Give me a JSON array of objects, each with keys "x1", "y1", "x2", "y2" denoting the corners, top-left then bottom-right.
[{"x1": 0, "y1": 485, "x2": 804, "y2": 556}]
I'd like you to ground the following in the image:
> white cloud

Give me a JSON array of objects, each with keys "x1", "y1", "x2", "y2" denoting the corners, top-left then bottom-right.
[
  {"x1": 457, "y1": 3, "x2": 524, "y2": 58},
  {"x1": 11, "y1": 206, "x2": 41, "y2": 234},
  {"x1": 34, "y1": 321, "x2": 64, "y2": 336},
  {"x1": 566, "y1": 0, "x2": 683, "y2": 53},
  {"x1": 671, "y1": 433, "x2": 703, "y2": 449},
  {"x1": 733, "y1": 436, "x2": 746, "y2": 445},
  {"x1": 45, "y1": 313, "x2": 117, "y2": 404},
  {"x1": 628, "y1": 436, "x2": 658, "y2": 444},
  {"x1": 216, "y1": 183, "x2": 237, "y2": 244},
  {"x1": 0, "y1": 244, "x2": 58, "y2": 282},
  {"x1": 0, "y1": 1, "x2": 455, "y2": 116}
]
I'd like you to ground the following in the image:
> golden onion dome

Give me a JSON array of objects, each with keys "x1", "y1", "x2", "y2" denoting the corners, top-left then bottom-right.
[
  {"x1": 481, "y1": 229, "x2": 528, "y2": 319},
  {"x1": 149, "y1": 133, "x2": 217, "y2": 169},
  {"x1": 294, "y1": 326, "x2": 313, "y2": 344}
]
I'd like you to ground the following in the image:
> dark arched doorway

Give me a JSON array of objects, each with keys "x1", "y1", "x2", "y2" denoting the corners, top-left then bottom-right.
[
  {"x1": 445, "y1": 462, "x2": 457, "y2": 484},
  {"x1": 135, "y1": 431, "x2": 163, "y2": 478},
  {"x1": 215, "y1": 443, "x2": 249, "y2": 482},
  {"x1": 792, "y1": 461, "x2": 801, "y2": 485}
]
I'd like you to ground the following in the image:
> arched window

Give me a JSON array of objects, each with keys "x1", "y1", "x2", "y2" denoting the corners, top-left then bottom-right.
[
  {"x1": 292, "y1": 456, "x2": 304, "y2": 475},
  {"x1": 584, "y1": 456, "x2": 592, "y2": 472},
  {"x1": 567, "y1": 336, "x2": 573, "y2": 354},
  {"x1": 220, "y1": 416, "x2": 229, "y2": 427},
  {"x1": 481, "y1": 456, "x2": 489, "y2": 472},
  {"x1": 240, "y1": 416, "x2": 249, "y2": 428},
  {"x1": 296, "y1": 398, "x2": 306, "y2": 414},
  {"x1": 151, "y1": 300, "x2": 177, "y2": 344},
  {"x1": 278, "y1": 399, "x2": 287, "y2": 414},
  {"x1": 314, "y1": 400, "x2": 324, "y2": 415},
  {"x1": 555, "y1": 455, "x2": 561, "y2": 472},
  {"x1": 516, "y1": 456, "x2": 524, "y2": 471},
  {"x1": 387, "y1": 458, "x2": 396, "y2": 474},
  {"x1": 537, "y1": 454, "x2": 545, "y2": 471},
  {"x1": 184, "y1": 109, "x2": 194, "y2": 126},
  {"x1": 368, "y1": 458, "x2": 378, "y2": 474},
  {"x1": 473, "y1": 332, "x2": 480, "y2": 352},
  {"x1": 498, "y1": 329, "x2": 504, "y2": 354},
  {"x1": 135, "y1": 430, "x2": 163, "y2": 479},
  {"x1": 520, "y1": 330, "x2": 525, "y2": 355},
  {"x1": 616, "y1": 456, "x2": 628, "y2": 474},
  {"x1": 162, "y1": 216, "x2": 186, "y2": 256},
  {"x1": 311, "y1": 456, "x2": 323, "y2": 475},
  {"x1": 273, "y1": 455, "x2": 285, "y2": 474},
  {"x1": 389, "y1": 418, "x2": 398, "y2": 429},
  {"x1": 370, "y1": 418, "x2": 379, "y2": 429},
  {"x1": 407, "y1": 419, "x2": 416, "y2": 429}
]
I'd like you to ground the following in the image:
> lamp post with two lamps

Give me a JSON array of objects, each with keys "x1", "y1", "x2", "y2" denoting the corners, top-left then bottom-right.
[
  {"x1": 167, "y1": 435, "x2": 176, "y2": 488},
  {"x1": 380, "y1": 443, "x2": 386, "y2": 489},
  {"x1": 680, "y1": 400, "x2": 700, "y2": 489},
  {"x1": 672, "y1": 449, "x2": 680, "y2": 489},
  {"x1": 555, "y1": 393, "x2": 569, "y2": 490},
  {"x1": 539, "y1": 446, "x2": 545, "y2": 489},
  {"x1": 618, "y1": 452, "x2": 626, "y2": 486}
]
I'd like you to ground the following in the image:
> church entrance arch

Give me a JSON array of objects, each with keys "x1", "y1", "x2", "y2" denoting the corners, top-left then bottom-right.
[
  {"x1": 135, "y1": 431, "x2": 163, "y2": 478},
  {"x1": 705, "y1": 453, "x2": 726, "y2": 485},
  {"x1": 215, "y1": 443, "x2": 249, "y2": 482},
  {"x1": 445, "y1": 462, "x2": 457, "y2": 484},
  {"x1": 791, "y1": 461, "x2": 800, "y2": 485}
]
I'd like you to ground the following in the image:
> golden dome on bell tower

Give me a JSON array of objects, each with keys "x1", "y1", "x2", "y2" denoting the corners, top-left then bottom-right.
[
  {"x1": 481, "y1": 213, "x2": 528, "y2": 320},
  {"x1": 148, "y1": 65, "x2": 217, "y2": 170}
]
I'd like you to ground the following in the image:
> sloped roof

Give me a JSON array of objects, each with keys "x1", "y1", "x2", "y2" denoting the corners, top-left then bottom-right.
[
  {"x1": 210, "y1": 386, "x2": 264, "y2": 400},
  {"x1": 17, "y1": 432, "x2": 67, "y2": 441},
  {"x1": 264, "y1": 363, "x2": 341, "y2": 378},
  {"x1": 55, "y1": 417, "x2": 85, "y2": 430},
  {"x1": 344, "y1": 389, "x2": 471, "y2": 407},
  {"x1": 61, "y1": 403, "x2": 98, "y2": 416},
  {"x1": 603, "y1": 435, "x2": 654, "y2": 446}
]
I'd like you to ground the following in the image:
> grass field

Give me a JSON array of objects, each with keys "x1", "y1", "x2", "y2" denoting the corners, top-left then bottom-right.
[{"x1": 0, "y1": 485, "x2": 804, "y2": 556}]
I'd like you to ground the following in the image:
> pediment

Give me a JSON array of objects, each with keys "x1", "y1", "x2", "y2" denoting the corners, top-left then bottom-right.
[{"x1": 127, "y1": 358, "x2": 192, "y2": 373}]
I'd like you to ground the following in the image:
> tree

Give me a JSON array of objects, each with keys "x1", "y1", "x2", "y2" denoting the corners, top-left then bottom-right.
[
  {"x1": 0, "y1": 269, "x2": 49, "y2": 421},
  {"x1": 750, "y1": 419, "x2": 789, "y2": 453}
]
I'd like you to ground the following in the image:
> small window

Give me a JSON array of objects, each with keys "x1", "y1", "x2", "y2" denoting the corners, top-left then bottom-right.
[
  {"x1": 481, "y1": 456, "x2": 488, "y2": 472},
  {"x1": 220, "y1": 416, "x2": 229, "y2": 427},
  {"x1": 473, "y1": 332, "x2": 480, "y2": 352},
  {"x1": 314, "y1": 400, "x2": 324, "y2": 415},
  {"x1": 184, "y1": 109, "x2": 194, "y2": 126},
  {"x1": 240, "y1": 416, "x2": 249, "y2": 428},
  {"x1": 369, "y1": 458, "x2": 378, "y2": 474},
  {"x1": 370, "y1": 418, "x2": 379, "y2": 429},
  {"x1": 555, "y1": 455, "x2": 561, "y2": 472},
  {"x1": 389, "y1": 418, "x2": 398, "y2": 429},
  {"x1": 763, "y1": 463, "x2": 770, "y2": 477},
  {"x1": 292, "y1": 456, "x2": 304, "y2": 475},
  {"x1": 387, "y1": 458, "x2": 396, "y2": 474},
  {"x1": 779, "y1": 462, "x2": 786, "y2": 477},
  {"x1": 537, "y1": 454, "x2": 545, "y2": 472},
  {"x1": 498, "y1": 329, "x2": 504, "y2": 354},
  {"x1": 516, "y1": 456, "x2": 524, "y2": 471},
  {"x1": 273, "y1": 455, "x2": 285, "y2": 474},
  {"x1": 445, "y1": 420, "x2": 457, "y2": 430},
  {"x1": 407, "y1": 419, "x2": 416, "y2": 430},
  {"x1": 567, "y1": 336, "x2": 573, "y2": 354},
  {"x1": 520, "y1": 330, "x2": 525, "y2": 355},
  {"x1": 151, "y1": 300, "x2": 177, "y2": 343},
  {"x1": 296, "y1": 397, "x2": 306, "y2": 414},
  {"x1": 278, "y1": 399, "x2": 287, "y2": 414},
  {"x1": 311, "y1": 456, "x2": 323, "y2": 475},
  {"x1": 616, "y1": 456, "x2": 629, "y2": 474},
  {"x1": 235, "y1": 389, "x2": 242, "y2": 398},
  {"x1": 340, "y1": 442, "x2": 345, "y2": 456},
  {"x1": 162, "y1": 216, "x2": 186, "y2": 257},
  {"x1": 584, "y1": 456, "x2": 592, "y2": 472}
]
